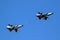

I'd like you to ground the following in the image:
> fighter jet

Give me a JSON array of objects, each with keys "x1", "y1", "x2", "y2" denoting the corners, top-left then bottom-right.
[
  {"x1": 36, "y1": 12, "x2": 53, "y2": 20},
  {"x1": 7, "y1": 24, "x2": 23, "y2": 32}
]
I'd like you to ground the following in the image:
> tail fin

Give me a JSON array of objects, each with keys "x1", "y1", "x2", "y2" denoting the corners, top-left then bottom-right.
[
  {"x1": 14, "y1": 29, "x2": 18, "y2": 32},
  {"x1": 7, "y1": 28, "x2": 13, "y2": 32}
]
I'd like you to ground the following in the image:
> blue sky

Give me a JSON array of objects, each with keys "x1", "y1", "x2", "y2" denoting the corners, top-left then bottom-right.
[{"x1": 0, "y1": 0, "x2": 60, "y2": 40}]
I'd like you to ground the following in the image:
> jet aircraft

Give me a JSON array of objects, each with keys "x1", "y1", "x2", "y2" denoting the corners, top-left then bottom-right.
[
  {"x1": 36, "y1": 12, "x2": 53, "y2": 20},
  {"x1": 7, "y1": 24, "x2": 23, "y2": 32}
]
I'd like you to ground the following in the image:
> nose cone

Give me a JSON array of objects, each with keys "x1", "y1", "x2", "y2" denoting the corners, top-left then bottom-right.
[
  {"x1": 18, "y1": 25, "x2": 23, "y2": 27},
  {"x1": 48, "y1": 12, "x2": 53, "y2": 15},
  {"x1": 47, "y1": 12, "x2": 54, "y2": 16}
]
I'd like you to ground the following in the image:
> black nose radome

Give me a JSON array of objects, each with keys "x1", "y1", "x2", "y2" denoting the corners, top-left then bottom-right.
[{"x1": 22, "y1": 25, "x2": 23, "y2": 26}]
